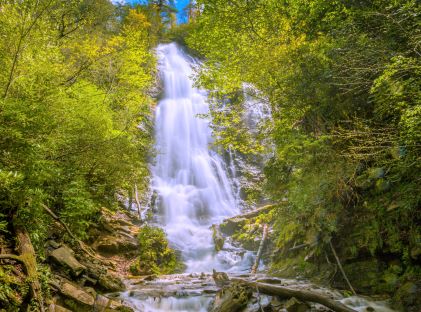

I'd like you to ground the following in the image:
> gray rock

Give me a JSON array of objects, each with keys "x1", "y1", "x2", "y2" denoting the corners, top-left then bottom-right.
[
  {"x1": 60, "y1": 281, "x2": 95, "y2": 307},
  {"x1": 49, "y1": 245, "x2": 86, "y2": 276}
]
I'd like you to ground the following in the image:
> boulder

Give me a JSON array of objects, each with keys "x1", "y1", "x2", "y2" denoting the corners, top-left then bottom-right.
[
  {"x1": 49, "y1": 245, "x2": 86, "y2": 276},
  {"x1": 98, "y1": 272, "x2": 125, "y2": 292},
  {"x1": 60, "y1": 281, "x2": 95, "y2": 307},
  {"x1": 213, "y1": 270, "x2": 230, "y2": 287},
  {"x1": 93, "y1": 234, "x2": 138, "y2": 255},
  {"x1": 106, "y1": 298, "x2": 134, "y2": 312},
  {"x1": 94, "y1": 294, "x2": 110, "y2": 311},
  {"x1": 211, "y1": 282, "x2": 253, "y2": 312},
  {"x1": 92, "y1": 294, "x2": 135, "y2": 312}
]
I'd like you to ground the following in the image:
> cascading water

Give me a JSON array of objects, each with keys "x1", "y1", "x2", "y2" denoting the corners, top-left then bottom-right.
[{"x1": 152, "y1": 43, "x2": 251, "y2": 272}]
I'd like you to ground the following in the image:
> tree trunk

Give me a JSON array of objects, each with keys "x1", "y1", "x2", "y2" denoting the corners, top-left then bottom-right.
[{"x1": 13, "y1": 222, "x2": 45, "y2": 312}]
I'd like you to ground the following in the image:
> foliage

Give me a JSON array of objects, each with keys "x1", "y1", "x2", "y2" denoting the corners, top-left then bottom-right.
[
  {"x1": 130, "y1": 225, "x2": 182, "y2": 275},
  {"x1": 0, "y1": 1, "x2": 156, "y2": 248},
  {"x1": 186, "y1": 0, "x2": 421, "y2": 295}
]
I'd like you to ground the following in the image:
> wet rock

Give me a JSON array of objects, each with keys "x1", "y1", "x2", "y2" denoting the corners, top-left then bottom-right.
[
  {"x1": 49, "y1": 245, "x2": 86, "y2": 277},
  {"x1": 108, "y1": 303, "x2": 134, "y2": 312},
  {"x1": 213, "y1": 270, "x2": 230, "y2": 287},
  {"x1": 285, "y1": 297, "x2": 310, "y2": 312},
  {"x1": 244, "y1": 295, "x2": 272, "y2": 312}
]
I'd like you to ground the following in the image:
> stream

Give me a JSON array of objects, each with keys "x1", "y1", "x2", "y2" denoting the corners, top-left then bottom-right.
[{"x1": 118, "y1": 43, "x2": 395, "y2": 312}]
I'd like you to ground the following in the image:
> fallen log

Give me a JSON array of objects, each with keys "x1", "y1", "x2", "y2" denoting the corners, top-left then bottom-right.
[
  {"x1": 229, "y1": 279, "x2": 356, "y2": 312},
  {"x1": 220, "y1": 205, "x2": 276, "y2": 235},
  {"x1": 251, "y1": 224, "x2": 268, "y2": 274}
]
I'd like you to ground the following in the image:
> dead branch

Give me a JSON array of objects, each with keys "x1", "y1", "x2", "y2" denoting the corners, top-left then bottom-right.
[
  {"x1": 251, "y1": 224, "x2": 268, "y2": 274},
  {"x1": 134, "y1": 184, "x2": 142, "y2": 220},
  {"x1": 329, "y1": 240, "x2": 357, "y2": 296},
  {"x1": 41, "y1": 204, "x2": 98, "y2": 259}
]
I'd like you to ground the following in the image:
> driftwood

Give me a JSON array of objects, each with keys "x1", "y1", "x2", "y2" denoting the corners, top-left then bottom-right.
[
  {"x1": 251, "y1": 224, "x2": 268, "y2": 274},
  {"x1": 219, "y1": 277, "x2": 356, "y2": 312},
  {"x1": 42, "y1": 204, "x2": 98, "y2": 259},
  {"x1": 329, "y1": 240, "x2": 357, "y2": 296}
]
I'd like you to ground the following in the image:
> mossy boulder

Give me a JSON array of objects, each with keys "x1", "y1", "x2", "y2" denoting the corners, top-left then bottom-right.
[
  {"x1": 210, "y1": 282, "x2": 252, "y2": 312},
  {"x1": 220, "y1": 217, "x2": 247, "y2": 235},
  {"x1": 93, "y1": 234, "x2": 138, "y2": 255}
]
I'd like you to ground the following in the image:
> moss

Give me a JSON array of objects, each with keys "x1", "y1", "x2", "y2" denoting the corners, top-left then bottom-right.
[{"x1": 0, "y1": 265, "x2": 27, "y2": 310}]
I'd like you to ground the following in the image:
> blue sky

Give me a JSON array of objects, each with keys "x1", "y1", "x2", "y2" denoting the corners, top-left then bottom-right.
[{"x1": 123, "y1": 0, "x2": 191, "y2": 23}]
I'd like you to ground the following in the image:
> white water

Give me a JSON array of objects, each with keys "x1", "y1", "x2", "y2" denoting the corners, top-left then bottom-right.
[{"x1": 152, "y1": 43, "x2": 251, "y2": 273}]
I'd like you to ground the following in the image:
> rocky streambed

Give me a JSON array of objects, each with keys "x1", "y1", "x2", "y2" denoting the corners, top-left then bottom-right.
[{"x1": 115, "y1": 273, "x2": 395, "y2": 312}]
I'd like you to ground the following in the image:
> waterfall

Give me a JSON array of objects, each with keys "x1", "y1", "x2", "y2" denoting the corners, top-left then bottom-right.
[
  {"x1": 119, "y1": 43, "x2": 394, "y2": 312},
  {"x1": 152, "y1": 43, "x2": 244, "y2": 272}
]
